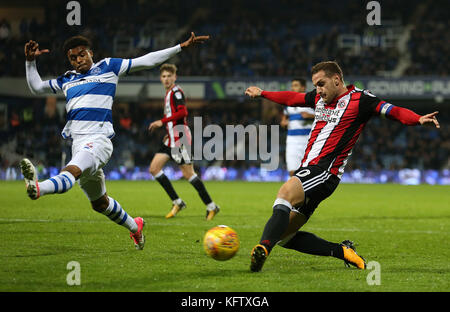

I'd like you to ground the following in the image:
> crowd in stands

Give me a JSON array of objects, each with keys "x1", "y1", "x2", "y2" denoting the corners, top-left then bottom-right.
[
  {"x1": 1, "y1": 0, "x2": 448, "y2": 78},
  {"x1": 404, "y1": 1, "x2": 450, "y2": 76},
  {"x1": 1, "y1": 0, "x2": 449, "y2": 181},
  {"x1": 1, "y1": 98, "x2": 448, "y2": 176}
]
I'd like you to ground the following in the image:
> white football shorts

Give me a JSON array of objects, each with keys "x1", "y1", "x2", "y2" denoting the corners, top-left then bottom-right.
[
  {"x1": 66, "y1": 134, "x2": 113, "y2": 201},
  {"x1": 285, "y1": 135, "x2": 309, "y2": 172}
]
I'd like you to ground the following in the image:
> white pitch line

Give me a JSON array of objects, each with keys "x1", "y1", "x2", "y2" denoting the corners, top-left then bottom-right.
[
  {"x1": 0, "y1": 218, "x2": 102, "y2": 223},
  {"x1": 0, "y1": 218, "x2": 447, "y2": 235}
]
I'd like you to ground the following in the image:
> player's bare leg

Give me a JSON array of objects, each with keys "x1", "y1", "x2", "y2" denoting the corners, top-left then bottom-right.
[
  {"x1": 62, "y1": 165, "x2": 82, "y2": 178},
  {"x1": 180, "y1": 164, "x2": 220, "y2": 220},
  {"x1": 149, "y1": 153, "x2": 170, "y2": 175},
  {"x1": 150, "y1": 153, "x2": 186, "y2": 218}
]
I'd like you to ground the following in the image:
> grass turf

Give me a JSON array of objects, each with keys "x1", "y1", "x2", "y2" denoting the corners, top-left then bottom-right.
[{"x1": 0, "y1": 180, "x2": 449, "y2": 292}]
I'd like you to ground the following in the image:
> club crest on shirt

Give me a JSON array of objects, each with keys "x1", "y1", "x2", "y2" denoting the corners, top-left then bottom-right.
[{"x1": 91, "y1": 67, "x2": 101, "y2": 75}]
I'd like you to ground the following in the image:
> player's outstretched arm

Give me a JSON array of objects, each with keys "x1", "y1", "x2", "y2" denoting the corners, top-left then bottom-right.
[
  {"x1": 245, "y1": 86, "x2": 307, "y2": 106},
  {"x1": 376, "y1": 102, "x2": 440, "y2": 128},
  {"x1": 24, "y1": 40, "x2": 54, "y2": 95},
  {"x1": 127, "y1": 32, "x2": 210, "y2": 74}
]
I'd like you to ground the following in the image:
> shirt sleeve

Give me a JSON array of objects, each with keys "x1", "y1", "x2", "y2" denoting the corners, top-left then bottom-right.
[
  {"x1": 304, "y1": 89, "x2": 317, "y2": 108},
  {"x1": 358, "y1": 90, "x2": 385, "y2": 120},
  {"x1": 25, "y1": 60, "x2": 58, "y2": 94},
  {"x1": 161, "y1": 90, "x2": 188, "y2": 124},
  {"x1": 106, "y1": 58, "x2": 131, "y2": 76},
  {"x1": 127, "y1": 45, "x2": 182, "y2": 74},
  {"x1": 172, "y1": 89, "x2": 186, "y2": 108},
  {"x1": 48, "y1": 78, "x2": 61, "y2": 93},
  {"x1": 375, "y1": 102, "x2": 421, "y2": 125},
  {"x1": 360, "y1": 89, "x2": 420, "y2": 125},
  {"x1": 261, "y1": 89, "x2": 316, "y2": 108}
]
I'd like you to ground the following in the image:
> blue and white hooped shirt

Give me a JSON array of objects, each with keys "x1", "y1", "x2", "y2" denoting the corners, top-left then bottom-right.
[
  {"x1": 284, "y1": 106, "x2": 315, "y2": 137},
  {"x1": 49, "y1": 58, "x2": 131, "y2": 139}
]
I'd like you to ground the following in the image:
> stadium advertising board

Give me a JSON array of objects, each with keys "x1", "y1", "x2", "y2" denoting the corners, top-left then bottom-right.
[
  {"x1": 205, "y1": 77, "x2": 450, "y2": 100},
  {"x1": 1, "y1": 77, "x2": 449, "y2": 100}
]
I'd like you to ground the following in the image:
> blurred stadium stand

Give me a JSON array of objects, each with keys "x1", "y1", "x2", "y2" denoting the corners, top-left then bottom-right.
[{"x1": 0, "y1": 0, "x2": 449, "y2": 184}]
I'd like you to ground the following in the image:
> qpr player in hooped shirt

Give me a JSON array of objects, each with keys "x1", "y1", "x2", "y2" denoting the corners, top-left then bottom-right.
[
  {"x1": 21, "y1": 32, "x2": 209, "y2": 250},
  {"x1": 280, "y1": 78, "x2": 315, "y2": 177}
]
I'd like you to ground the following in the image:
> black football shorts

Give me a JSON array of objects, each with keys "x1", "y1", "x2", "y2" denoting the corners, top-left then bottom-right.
[
  {"x1": 157, "y1": 142, "x2": 192, "y2": 165},
  {"x1": 292, "y1": 165, "x2": 340, "y2": 219}
]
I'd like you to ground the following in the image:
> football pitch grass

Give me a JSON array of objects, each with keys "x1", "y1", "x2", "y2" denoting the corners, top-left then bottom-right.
[{"x1": 1, "y1": 180, "x2": 449, "y2": 292}]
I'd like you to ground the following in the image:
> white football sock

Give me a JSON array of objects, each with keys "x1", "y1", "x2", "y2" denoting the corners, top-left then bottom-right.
[
  {"x1": 206, "y1": 202, "x2": 217, "y2": 211},
  {"x1": 39, "y1": 171, "x2": 76, "y2": 196},
  {"x1": 173, "y1": 198, "x2": 183, "y2": 206}
]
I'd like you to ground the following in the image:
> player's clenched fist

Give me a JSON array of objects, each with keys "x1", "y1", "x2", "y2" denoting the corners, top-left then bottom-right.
[
  {"x1": 245, "y1": 86, "x2": 263, "y2": 98},
  {"x1": 24, "y1": 40, "x2": 49, "y2": 61}
]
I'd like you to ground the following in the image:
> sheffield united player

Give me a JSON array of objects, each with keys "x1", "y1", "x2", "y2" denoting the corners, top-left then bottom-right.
[
  {"x1": 245, "y1": 61, "x2": 440, "y2": 272},
  {"x1": 148, "y1": 64, "x2": 220, "y2": 220}
]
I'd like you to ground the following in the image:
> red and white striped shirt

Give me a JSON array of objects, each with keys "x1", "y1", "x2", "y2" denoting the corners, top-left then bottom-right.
[
  {"x1": 161, "y1": 84, "x2": 191, "y2": 148},
  {"x1": 262, "y1": 85, "x2": 421, "y2": 178}
]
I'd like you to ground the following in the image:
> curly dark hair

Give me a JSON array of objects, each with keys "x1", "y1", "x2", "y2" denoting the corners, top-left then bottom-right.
[{"x1": 62, "y1": 35, "x2": 92, "y2": 55}]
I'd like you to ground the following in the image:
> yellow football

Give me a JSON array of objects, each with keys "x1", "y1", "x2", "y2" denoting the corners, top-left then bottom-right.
[{"x1": 203, "y1": 225, "x2": 240, "y2": 261}]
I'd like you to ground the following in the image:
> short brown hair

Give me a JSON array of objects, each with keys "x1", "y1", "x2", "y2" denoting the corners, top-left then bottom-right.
[
  {"x1": 311, "y1": 61, "x2": 344, "y2": 82},
  {"x1": 160, "y1": 63, "x2": 177, "y2": 74}
]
